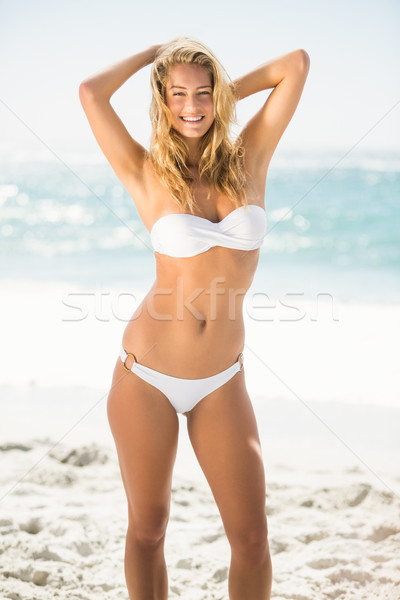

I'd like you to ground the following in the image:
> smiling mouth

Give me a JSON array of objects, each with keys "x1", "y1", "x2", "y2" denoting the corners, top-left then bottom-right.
[{"x1": 180, "y1": 116, "x2": 205, "y2": 123}]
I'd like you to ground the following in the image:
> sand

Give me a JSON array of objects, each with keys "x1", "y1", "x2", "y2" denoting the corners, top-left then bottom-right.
[{"x1": 1, "y1": 387, "x2": 399, "y2": 600}]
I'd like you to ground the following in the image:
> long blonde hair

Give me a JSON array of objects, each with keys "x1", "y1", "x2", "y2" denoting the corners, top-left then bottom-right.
[{"x1": 148, "y1": 36, "x2": 247, "y2": 213}]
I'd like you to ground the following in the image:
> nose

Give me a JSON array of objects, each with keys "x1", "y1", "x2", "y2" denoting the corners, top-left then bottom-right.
[{"x1": 184, "y1": 93, "x2": 202, "y2": 111}]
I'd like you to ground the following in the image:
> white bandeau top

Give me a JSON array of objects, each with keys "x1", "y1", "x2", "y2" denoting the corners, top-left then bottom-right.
[{"x1": 150, "y1": 204, "x2": 267, "y2": 258}]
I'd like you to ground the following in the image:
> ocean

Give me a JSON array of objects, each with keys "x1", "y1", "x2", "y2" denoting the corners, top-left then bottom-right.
[{"x1": 1, "y1": 154, "x2": 399, "y2": 299}]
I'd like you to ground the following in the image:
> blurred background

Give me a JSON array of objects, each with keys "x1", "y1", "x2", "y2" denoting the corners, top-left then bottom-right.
[{"x1": 0, "y1": 0, "x2": 399, "y2": 474}]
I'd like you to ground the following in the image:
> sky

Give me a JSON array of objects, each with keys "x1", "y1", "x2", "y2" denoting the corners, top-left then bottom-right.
[{"x1": 0, "y1": 0, "x2": 399, "y2": 164}]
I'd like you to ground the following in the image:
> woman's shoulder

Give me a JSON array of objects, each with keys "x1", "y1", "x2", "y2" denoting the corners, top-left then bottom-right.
[{"x1": 125, "y1": 157, "x2": 180, "y2": 232}]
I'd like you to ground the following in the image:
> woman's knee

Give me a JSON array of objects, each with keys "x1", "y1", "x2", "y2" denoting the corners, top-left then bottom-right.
[
  {"x1": 229, "y1": 520, "x2": 270, "y2": 565},
  {"x1": 127, "y1": 506, "x2": 170, "y2": 547}
]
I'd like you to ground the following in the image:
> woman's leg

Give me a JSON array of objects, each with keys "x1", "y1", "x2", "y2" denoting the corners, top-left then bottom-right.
[
  {"x1": 107, "y1": 356, "x2": 180, "y2": 600},
  {"x1": 186, "y1": 370, "x2": 272, "y2": 600}
]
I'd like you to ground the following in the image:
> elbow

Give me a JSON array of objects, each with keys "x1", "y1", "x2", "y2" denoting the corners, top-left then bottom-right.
[
  {"x1": 79, "y1": 80, "x2": 92, "y2": 98},
  {"x1": 79, "y1": 79, "x2": 111, "y2": 104},
  {"x1": 79, "y1": 80, "x2": 97, "y2": 105},
  {"x1": 286, "y1": 49, "x2": 310, "y2": 77},
  {"x1": 296, "y1": 49, "x2": 310, "y2": 71}
]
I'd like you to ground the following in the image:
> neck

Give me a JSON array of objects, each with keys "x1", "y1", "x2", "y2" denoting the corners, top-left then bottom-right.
[{"x1": 183, "y1": 137, "x2": 202, "y2": 169}]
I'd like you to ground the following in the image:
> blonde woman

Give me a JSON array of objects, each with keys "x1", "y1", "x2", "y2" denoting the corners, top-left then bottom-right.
[{"x1": 79, "y1": 37, "x2": 309, "y2": 599}]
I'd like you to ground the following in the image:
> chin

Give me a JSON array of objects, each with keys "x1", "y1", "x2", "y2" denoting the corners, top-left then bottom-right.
[{"x1": 172, "y1": 127, "x2": 203, "y2": 140}]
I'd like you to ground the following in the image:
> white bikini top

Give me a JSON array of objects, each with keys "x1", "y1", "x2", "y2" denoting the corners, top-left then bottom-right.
[{"x1": 150, "y1": 204, "x2": 267, "y2": 258}]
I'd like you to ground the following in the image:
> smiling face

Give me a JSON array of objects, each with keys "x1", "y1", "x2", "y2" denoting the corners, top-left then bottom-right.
[{"x1": 165, "y1": 63, "x2": 214, "y2": 140}]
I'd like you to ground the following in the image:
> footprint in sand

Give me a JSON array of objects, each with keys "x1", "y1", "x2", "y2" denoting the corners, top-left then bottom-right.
[
  {"x1": 307, "y1": 557, "x2": 340, "y2": 569},
  {"x1": 175, "y1": 558, "x2": 192, "y2": 570},
  {"x1": 296, "y1": 529, "x2": 329, "y2": 544},
  {"x1": 19, "y1": 517, "x2": 43, "y2": 535},
  {"x1": 366, "y1": 525, "x2": 400, "y2": 542},
  {"x1": 3, "y1": 567, "x2": 49, "y2": 586},
  {"x1": 0, "y1": 443, "x2": 32, "y2": 452},
  {"x1": 213, "y1": 567, "x2": 228, "y2": 583},
  {"x1": 32, "y1": 547, "x2": 63, "y2": 562},
  {"x1": 328, "y1": 567, "x2": 373, "y2": 584},
  {"x1": 50, "y1": 444, "x2": 108, "y2": 467},
  {"x1": 347, "y1": 483, "x2": 371, "y2": 507}
]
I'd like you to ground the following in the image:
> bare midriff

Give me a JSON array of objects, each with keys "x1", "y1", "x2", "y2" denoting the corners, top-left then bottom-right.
[{"x1": 122, "y1": 243, "x2": 260, "y2": 378}]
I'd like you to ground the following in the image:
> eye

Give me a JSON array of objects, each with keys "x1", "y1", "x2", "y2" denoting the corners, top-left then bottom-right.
[
  {"x1": 173, "y1": 92, "x2": 184, "y2": 96},
  {"x1": 199, "y1": 91, "x2": 211, "y2": 95}
]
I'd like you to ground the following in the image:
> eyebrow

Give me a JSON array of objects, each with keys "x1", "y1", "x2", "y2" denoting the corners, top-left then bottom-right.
[{"x1": 169, "y1": 85, "x2": 212, "y2": 90}]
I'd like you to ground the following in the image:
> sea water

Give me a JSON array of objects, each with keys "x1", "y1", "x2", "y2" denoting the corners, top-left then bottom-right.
[{"x1": 1, "y1": 154, "x2": 399, "y2": 300}]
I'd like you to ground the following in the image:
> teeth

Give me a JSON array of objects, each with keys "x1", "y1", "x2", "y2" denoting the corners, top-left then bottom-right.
[{"x1": 182, "y1": 116, "x2": 203, "y2": 122}]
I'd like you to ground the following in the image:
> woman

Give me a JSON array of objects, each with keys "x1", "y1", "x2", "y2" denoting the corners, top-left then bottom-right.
[{"x1": 79, "y1": 37, "x2": 309, "y2": 599}]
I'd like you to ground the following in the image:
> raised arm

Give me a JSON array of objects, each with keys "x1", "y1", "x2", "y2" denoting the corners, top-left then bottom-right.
[
  {"x1": 79, "y1": 45, "x2": 162, "y2": 189},
  {"x1": 232, "y1": 49, "x2": 310, "y2": 187}
]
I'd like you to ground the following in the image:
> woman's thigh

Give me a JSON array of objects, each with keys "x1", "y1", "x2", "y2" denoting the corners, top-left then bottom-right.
[
  {"x1": 185, "y1": 371, "x2": 268, "y2": 544},
  {"x1": 107, "y1": 356, "x2": 180, "y2": 532}
]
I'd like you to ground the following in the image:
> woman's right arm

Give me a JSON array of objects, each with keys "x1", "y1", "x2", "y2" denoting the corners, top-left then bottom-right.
[{"x1": 79, "y1": 45, "x2": 161, "y2": 188}]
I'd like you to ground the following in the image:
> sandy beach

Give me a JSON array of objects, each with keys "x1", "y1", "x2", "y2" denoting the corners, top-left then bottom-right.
[{"x1": 1, "y1": 385, "x2": 399, "y2": 600}]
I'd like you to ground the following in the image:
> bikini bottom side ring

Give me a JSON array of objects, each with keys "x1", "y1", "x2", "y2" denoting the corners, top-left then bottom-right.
[{"x1": 119, "y1": 346, "x2": 244, "y2": 414}]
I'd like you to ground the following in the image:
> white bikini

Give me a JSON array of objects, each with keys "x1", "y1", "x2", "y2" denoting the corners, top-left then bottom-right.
[
  {"x1": 150, "y1": 204, "x2": 267, "y2": 257},
  {"x1": 120, "y1": 204, "x2": 267, "y2": 414}
]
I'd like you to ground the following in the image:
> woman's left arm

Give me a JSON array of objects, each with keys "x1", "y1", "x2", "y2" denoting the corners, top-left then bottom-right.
[{"x1": 232, "y1": 49, "x2": 310, "y2": 182}]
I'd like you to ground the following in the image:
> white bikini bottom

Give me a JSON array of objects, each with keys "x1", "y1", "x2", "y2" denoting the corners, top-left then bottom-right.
[{"x1": 119, "y1": 346, "x2": 244, "y2": 414}]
